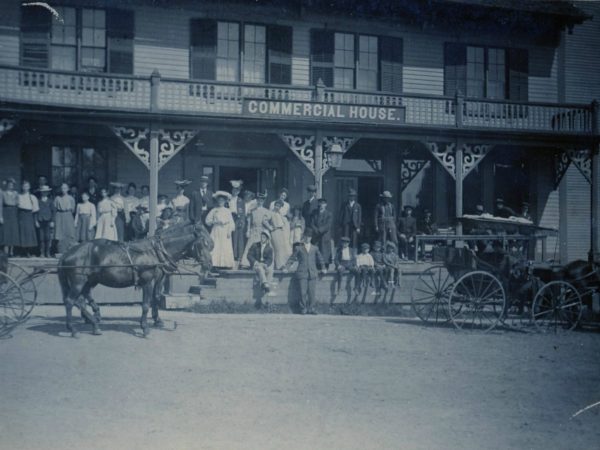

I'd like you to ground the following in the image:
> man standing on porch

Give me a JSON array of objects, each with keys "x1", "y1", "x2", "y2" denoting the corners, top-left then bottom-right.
[
  {"x1": 309, "y1": 198, "x2": 333, "y2": 267},
  {"x1": 338, "y1": 188, "x2": 362, "y2": 249},
  {"x1": 302, "y1": 185, "x2": 318, "y2": 223},
  {"x1": 374, "y1": 191, "x2": 398, "y2": 246},
  {"x1": 190, "y1": 175, "x2": 214, "y2": 224},
  {"x1": 228, "y1": 180, "x2": 246, "y2": 262}
]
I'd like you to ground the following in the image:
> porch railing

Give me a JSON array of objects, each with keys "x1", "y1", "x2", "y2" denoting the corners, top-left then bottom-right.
[{"x1": 0, "y1": 64, "x2": 596, "y2": 135}]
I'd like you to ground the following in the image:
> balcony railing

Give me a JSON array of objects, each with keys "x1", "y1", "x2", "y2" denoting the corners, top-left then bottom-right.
[{"x1": 0, "y1": 65, "x2": 596, "y2": 135}]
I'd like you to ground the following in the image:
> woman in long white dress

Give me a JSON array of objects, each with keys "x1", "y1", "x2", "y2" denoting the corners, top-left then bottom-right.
[
  {"x1": 269, "y1": 188, "x2": 291, "y2": 246},
  {"x1": 172, "y1": 180, "x2": 191, "y2": 222},
  {"x1": 205, "y1": 191, "x2": 235, "y2": 269},
  {"x1": 95, "y1": 188, "x2": 118, "y2": 241},
  {"x1": 269, "y1": 200, "x2": 293, "y2": 269}
]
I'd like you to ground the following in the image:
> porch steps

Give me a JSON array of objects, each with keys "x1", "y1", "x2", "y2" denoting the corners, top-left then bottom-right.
[{"x1": 160, "y1": 293, "x2": 204, "y2": 309}]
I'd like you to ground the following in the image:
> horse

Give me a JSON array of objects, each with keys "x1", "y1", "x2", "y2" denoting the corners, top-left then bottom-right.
[{"x1": 57, "y1": 221, "x2": 213, "y2": 337}]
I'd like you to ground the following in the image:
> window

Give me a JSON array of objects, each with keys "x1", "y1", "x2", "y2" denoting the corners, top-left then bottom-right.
[
  {"x1": 51, "y1": 146, "x2": 107, "y2": 188},
  {"x1": 310, "y1": 29, "x2": 334, "y2": 87},
  {"x1": 20, "y1": 5, "x2": 133, "y2": 74},
  {"x1": 243, "y1": 24, "x2": 266, "y2": 83},
  {"x1": 357, "y1": 35, "x2": 378, "y2": 91},
  {"x1": 380, "y1": 36, "x2": 403, "y2": 93},
  {"x1": 267, "y1": 25, "x2": 292, "y2": 84},
  {"x1": 52, "y1": 146, "x2": 77, "y2": 187},
  {"x1": 217, "y1": 22, "x2": 239, "y2": 81},
  {"x1": 334, "y1": 32, "x2": 354, "y2": 89},
  {"x1": 190, "y1": 19, "x2": 217, "y2": 80},
  {"x1": 445, "y1": 43, "x2": 527, "y2": 101}
]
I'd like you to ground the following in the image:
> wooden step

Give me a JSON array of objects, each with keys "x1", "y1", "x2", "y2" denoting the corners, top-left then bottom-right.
[{"x1": 160, "y1": 293, "x2": 202, "y2": 310}]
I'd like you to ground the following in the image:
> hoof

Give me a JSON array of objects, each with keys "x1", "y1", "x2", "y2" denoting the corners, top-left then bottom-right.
[
  {"x1": 71, "y1": 331, "x2": 78, "y2": 338},
  {"x1": 153, "y1": 319, "x2": 165, "y2": 328},
  {"x1": 142, "y1": 327, "x2": 149, "y2": 337},
  {"x1": 92, "y1": 328, "x2": 102, "y2": 336}
]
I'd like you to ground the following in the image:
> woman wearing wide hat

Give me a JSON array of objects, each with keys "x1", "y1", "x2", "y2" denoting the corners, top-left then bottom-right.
[
  {"x1": 205, "y1": 191, "x2": 235, "y2": 269},
  {"x1": 172, "y1": 180, "x2": 192, "y2": 222}
]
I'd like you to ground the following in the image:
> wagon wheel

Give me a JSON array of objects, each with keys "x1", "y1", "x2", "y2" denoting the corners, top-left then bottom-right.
[
  {"x1": 532, "y1": 281, "x2": 582, "y2": 333},
  {"x1": 5, "y1": 262, "x2": 38, "y2": 322},
  {"x1": 411, "y1": 265, "x2": 453, "y2": 324},
  {"x1": 0, "y1": 272, "x2": 25, "y2": 338},
  {"x1": 448, "y1": 271, "x2": 505, "y2": 331}
]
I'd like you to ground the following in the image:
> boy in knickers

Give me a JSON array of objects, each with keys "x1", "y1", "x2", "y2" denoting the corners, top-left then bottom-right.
[{"x1": 370, "y1": 240, "x2": 386, "y2": 295}]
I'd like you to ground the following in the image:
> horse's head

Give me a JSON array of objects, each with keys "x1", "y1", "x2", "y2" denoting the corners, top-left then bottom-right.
[{"x1": 191, "y1": 221, "x2": 214, "y2": 271}]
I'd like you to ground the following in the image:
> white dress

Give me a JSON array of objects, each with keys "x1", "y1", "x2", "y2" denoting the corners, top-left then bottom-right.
[
  {"x1": 205, "y1": 206, "x2": 235, "y2": 268},
  {"x1": 95, "y1": 199, "x2": 118, "y2": 241}
]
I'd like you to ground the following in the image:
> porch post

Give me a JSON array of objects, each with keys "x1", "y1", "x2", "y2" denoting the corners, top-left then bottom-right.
[
  {"x1": 591, "y1": 100, "x2": 600, "y2": 262},
  {"x1": 148, "y1": 126, "x2": 159, "y2": 236},
  {"x1": 315, "y1": 130, "x2": 324, "y2": 198},
  {"x1": 455, "y1": 140, "x2": 464, "y2": 237}
]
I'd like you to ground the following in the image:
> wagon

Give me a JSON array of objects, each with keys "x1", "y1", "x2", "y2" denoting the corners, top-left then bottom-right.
[{"x1": 0, "y1": 260, "x2": 39, "y2": 338}]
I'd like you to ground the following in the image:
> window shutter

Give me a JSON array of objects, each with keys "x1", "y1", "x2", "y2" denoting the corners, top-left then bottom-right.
[
  {"x1": 268, "y1": 25, "x2": 292, "y2": 85},
  {"x1": 380, "y1": 36, "x2": 403, "y2": 93},
  {"x1": 107, "y1": 9, "x2": 134, "y2": 74},
  {"x1": 444, "y1": 42, "x2": 466, "y2": 97},
  {"x1": 190, "y1": 18, "x2": 217, "y2": 80},
  {"x1": 508, "y1": 48, "x2": 528, "y2": 102},
  {"x1": 310, "y1": 29, "x2": 334, "y2": 86},
  {"x1": 20, "y1": 5, "x2": 51, "y2": 68}
]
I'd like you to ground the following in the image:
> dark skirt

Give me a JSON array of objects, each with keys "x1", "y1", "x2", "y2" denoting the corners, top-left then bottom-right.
[
  {"x1": 76, "y1": 214, "x2": 94, "y2": 242},
  {"x1": 115, "y1": 211, "x2": 125, "y2": 242},
  {"x1": 3, "y1": 205, "x2": 19, "y2": 246},
  {"x1": 18, "y1": 209, "x2": 38, "y2": 248}
]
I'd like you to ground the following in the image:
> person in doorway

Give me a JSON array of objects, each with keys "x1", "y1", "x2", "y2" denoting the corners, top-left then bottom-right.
[
  {"x1": 74, "y1": 191, "x2": 97, "y2": 243},
  {"x1": 301, "y1": 185, "x2": 318, "y2": 223},
  {"x1": 172, "y1": 180, "x2": 191, "y2": 222},
  {"x1": 247, "y1": 229, "x2": 275, "y2": 296},
  {"x1": 228, "y1": 180, "x2": 246, "y2": 263},
  {"x1": 240, "y1": 191, "x2": 272, "y2": 268},
  {"x1": 110, "y1": 182, "x2": 126, "y2": 241},
  {"x1": 283, "y1": 228, "x2": 326, "y2": 315},
  {"x1": 37, "y1": 186, "x2": 54, "y2": 257},
  {"x1": 54, "y1": 183, "x2": 77, "y2": 254},
  {"x1": 495, "y1": 197, "x2": 516, "y2": 218},
  {"x1": 338, "y1": 187, "x2": 362, "y2": 249},
  {"x1": 17, "y1": 180, "x2": 39, "y2": 256},
  {"x1": 519, "y1": 202, "x2": 532, "y2": 221},
  {"x1": 205, "y1": 191, "x2": 235, "y2": 269},
  {"x1": 85, "y1": 177, "x2": 101, "y2": 205},
  {"x1": 95, "y1": 188, "x2": 118, "y2": 241},
  {"x1": 2, "y1": 178, "x2": 19, "y2": 256},
  {"x1": 309, "y1": 198, "x2": 333, "y2": 267},
  {"x1": 374, "y1": 191, "x2": 397, "y2": 246},
  {"x1": 289, "y1": 206, "x2": 305, "y2": 247},
  {"x1": 398, "y1": 205, "x2": 417, "y2": 260},
  {"x1": 269, "y1": 199, "x2": 293, "y2": 269},
  {"x1": 123, "y1": 182, "x2": 140, "y2": 240},
  {"x1": 190, "y1": 175, "x2": 214, "y2": 224}
]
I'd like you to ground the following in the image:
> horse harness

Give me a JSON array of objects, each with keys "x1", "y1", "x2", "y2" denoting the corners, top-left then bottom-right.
[{"x1": 117, "y1": 237, "x2": 179, "y2": 286}]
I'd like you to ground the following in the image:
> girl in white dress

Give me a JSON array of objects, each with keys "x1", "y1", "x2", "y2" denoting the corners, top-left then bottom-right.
[
  {"x1": 269, "y1": 188, "x2": 291, "y2": 250},
  {"x1": 205, "y1": 191, "x2": 235, "y2": 269},
  {"x1": 172, "y1": 180, "x2": 191, "y2": 222},
  {"x1": 95, "y1": 188, "x2": 118, "y2": 241},
  {"x1": 74, "y1": 192, "x2": 97, "y2": 242}
]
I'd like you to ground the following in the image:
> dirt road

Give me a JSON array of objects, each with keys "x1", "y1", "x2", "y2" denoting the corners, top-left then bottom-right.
[{"x1": 1, "y1": 306, "x2": 599, "y2": 450}]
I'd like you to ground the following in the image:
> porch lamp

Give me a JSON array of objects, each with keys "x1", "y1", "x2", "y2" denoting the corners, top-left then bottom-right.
[{"x1": 325, "y1": 143, "x2": 344, "y2": 169}]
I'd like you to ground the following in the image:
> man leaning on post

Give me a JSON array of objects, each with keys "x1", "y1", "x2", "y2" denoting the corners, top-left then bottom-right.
[{"x1": 283, "y1": 228, "x2": 326, "y2": 315}]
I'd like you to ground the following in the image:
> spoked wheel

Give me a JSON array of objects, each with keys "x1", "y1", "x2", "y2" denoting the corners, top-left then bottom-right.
[
  {"x1": 411, "y1": 265, "x2": 454, "y2": 324},
  {"x1": 0, "y1": 272, "x2": 25, "y2": 338},
  {"x1": 5, "y1": 262, "x2": 38, "y2": 322},
  {"x1": 448, "y1": 271, "x2": 505, "y2": 332},
  {"x1": 532, "y1": 281, "x2": 582, "y2": 333}
]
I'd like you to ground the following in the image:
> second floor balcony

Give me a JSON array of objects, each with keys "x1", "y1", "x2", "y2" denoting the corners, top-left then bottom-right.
[{"x1": 0, "y1": 64, "x2": 596, "y2": 136}]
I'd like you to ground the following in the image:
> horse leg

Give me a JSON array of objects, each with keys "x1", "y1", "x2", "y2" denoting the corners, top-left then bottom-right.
[
  {"x1": 140, "y1": 283, "x2": 151, "y2": 337},
  {"x1": 152, "y1": 275, "x2": 165, "y2": 328},
  {"x1": 83, "y1": 286, "x2": 101, "y2": 323},
  {"x1": 75, "y1": 295, "x2": 101, "y2": 335},
  {"x1": 65, "y1": 299, "x2": 77, "y2": 338}
]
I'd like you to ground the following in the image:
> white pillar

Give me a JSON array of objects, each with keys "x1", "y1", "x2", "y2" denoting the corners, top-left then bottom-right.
[{"x1": 148, "y1": 127, "x2": 159, "y2": 236}]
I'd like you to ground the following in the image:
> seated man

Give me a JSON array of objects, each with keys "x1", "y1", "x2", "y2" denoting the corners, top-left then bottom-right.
[
  {"x1": 397, "y1": 205, "x2": 417, "y2": 260},
  {"x1": 382, "y1": 241, "x2": 402, "y2": 286},
  {"x1": 370, "y1": 241, "x2": 385, "y2": 294},
  {"x1": 247, "y1": 230, "x2": 274, "y2": 296},
  {"x1": 334, "y1": 236, "x2": 356, "y2": 294},
  {"x1": 355, "y1": 243, "x2": 375, "y2": 294},
  {"x1": 417, "y1": 209, "x2": 438, "y2": 259}
]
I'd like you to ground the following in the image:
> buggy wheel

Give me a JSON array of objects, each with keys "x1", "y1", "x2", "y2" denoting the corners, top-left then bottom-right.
[
  {"x1": 6, "y1": 262, "x2": 38, "y2": 321},
  {"x1": 0, "y1": 272, "x2": 25, "y2": 338},
  {"x1": 411, "y1": 265, "x2": 453, "y2": 324},
  {"x1": 532, "y1": 281, "x2": 582, "y2": 333},
  {"x1": 449, "y1": 271, "x2": 505, "y2": 331}
]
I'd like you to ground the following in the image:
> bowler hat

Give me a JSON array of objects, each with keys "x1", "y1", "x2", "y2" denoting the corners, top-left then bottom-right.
[
  {"x1": 37, "y1": 186, "x2": 52, "y2": 193},
  {"x1": 256, "y1": 190, "x2": 268, "y2": 199},
  {"x1": 174, "y1": 179, "x2": 191, "y2": 187},
  {"x1": 303, "y1": 228, "x2": 314, "y2": 238},
  {"x1": 380, "y1": 191, "x2": 392, "y2": 199},
  {"x1": 199, "y1": 175, "x2": 210, "y2": 182},
  {"x1": 373, "y1": 240, "x2": 382, "y2": 248},
  {"x1": 317, "y1": 198, "x2": 327, "y2": 204},
  {"x1": 230, "y1": 180, "x2": 243, "y2": 189},
  {"x1": 307, "y1": 185, "x2": 317, "y2": 192},
  {"x1": 340, "y1": 236, "x2": 351, "y2": 243},
  {"x1": 496, "y1": 197, "x2": 504, "y2": 203},
  {"x1": 403, "y1": 205, "x2": 414, "y2": 211},
  {"x1": 347, "y1": 188, "x2": 357, "y2": 196},
  {"x1": 361, "y1": 243, "x2": 370, "y2": 250}
]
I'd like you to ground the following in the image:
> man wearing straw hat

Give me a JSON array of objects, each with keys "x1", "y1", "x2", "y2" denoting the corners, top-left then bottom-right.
[{"x1": 374, "y1": 191, "x2": 398, "y2": 246}]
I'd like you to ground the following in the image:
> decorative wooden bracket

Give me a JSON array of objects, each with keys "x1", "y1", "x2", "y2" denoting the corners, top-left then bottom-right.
[
  {"x1": 111, "y1": 126, "x2": 197, "y2": 170},
  {"x1": 567, "y1": 149, "x2": 591, "y2": 184},
  {"x1": 425, "y1": 142, "x2": 493, "y2": 180},
  {"x1": 400, "y1": 159, "x2": 430, "y2": 191},
  {"x1": 366, "y1": 159, "x2": 383, "y2": 173},
  {"x1": 0, "y1": 119, "x2": 17, "y2": 140},
  {"x1": 554, "y1": 151, "x2": 571, "y2": 189},
  {"x1": 279, "y1": 134, "x2": 357, "y2": 175}
]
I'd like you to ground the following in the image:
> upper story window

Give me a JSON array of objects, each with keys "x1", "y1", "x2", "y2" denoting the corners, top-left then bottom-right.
[
  {"x1": 190, "y1": 19, "x2": 292, "y2": 85},
  {"x1": 20, "y1": 5, "x2": 134, "y2": 74},
  {"x1": 445, "y1": 43, "x2": 528, "y2": 101},
  {"x1": 310, "y1": 29, "x2": 403, "y2": 92}
]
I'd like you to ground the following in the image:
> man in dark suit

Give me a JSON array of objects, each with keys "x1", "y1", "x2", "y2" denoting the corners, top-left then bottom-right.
[
  {"x1": 309, "y1": 198, "x2": 333, "y2": 266},
  {"x1": 247, "y1": 229, "x2": 274, "y2": 295},
  {"x1": 190, "y1": 175, "x2": 214, "y2": 224},
  {"x1": 374, "y1": 191, "x2": 398, "y2": 246},
  {"x1": 398, "y1": 205, "x2": 417, "y2": 260},
  {"x1": 302, "y1": 184, "x2": 318, "y2": 223},
  {"x1": 228, "y1": 180, "x2": 246, "y2": 262},
  {"x1": 338, "y1": 187, "x2": 362, "y2": 249},
  {"x1": 284, "y1": 229, "x2": 326, "y2": 314}
]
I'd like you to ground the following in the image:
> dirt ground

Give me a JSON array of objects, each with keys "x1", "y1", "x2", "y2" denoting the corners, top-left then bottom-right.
[{"x1": 1, "y1": 306, "x2": 599, "y2": 450}]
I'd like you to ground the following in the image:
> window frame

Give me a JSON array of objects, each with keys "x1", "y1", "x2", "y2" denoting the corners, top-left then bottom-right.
[{"x1": 465, "y1": 44, "x2": 509, "y2": 100}]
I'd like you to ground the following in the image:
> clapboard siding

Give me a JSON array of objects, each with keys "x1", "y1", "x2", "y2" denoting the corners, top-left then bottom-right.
[
  {"x1": 0, "y1": 1, "x2": 20, "y2": 66},
  {"x1": 403, "y1": 33, "x2": 444, "y2": 95},
  {"x1": 292, "y1": 24, "x2": 310, "y2": 86},
  {"x1": 528, "y1": 46, "x2": 558, "y2": 103},
  {"x1": 535, "y1": 158, "x2": 560, "y2": 261},
  {"x1": 561, "y1": 165, "x2": 590, "y2": 262},
  {"x1": 134, "y1": 7, "x2": 190, "y2": 79},
  {"x1": 564, "y1": 2, "x2": 600, "y2": 103}
]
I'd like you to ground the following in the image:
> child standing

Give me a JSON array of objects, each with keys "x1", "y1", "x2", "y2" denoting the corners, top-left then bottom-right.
[
  {"x1": 95, "y1": 188, "x2": 118, "y2": 241},
  {"x1": 17, "y1": 180, "x2": 39, "y2": 257},
  {"x1": 371, "y1": 241, "x2": 385, "y2": 295},
  {"x1": 383, "y1": 241, "x2": 402, "y2": 286},
  {"x1": 355, "y1": 243, "x2": 375, "y2": 294},
  {"x1": 74, "y1": 192, "x2": 97, "y2": 242},
  {"x1": 172, "y1": 180, "x2": 191, "y2": 222},
  {"x1": 53, "y1": 183, "x2": 76, "y2": 254},
  {"x1": 37, "y1": 186, "x2": 54, "y2": 257}
]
